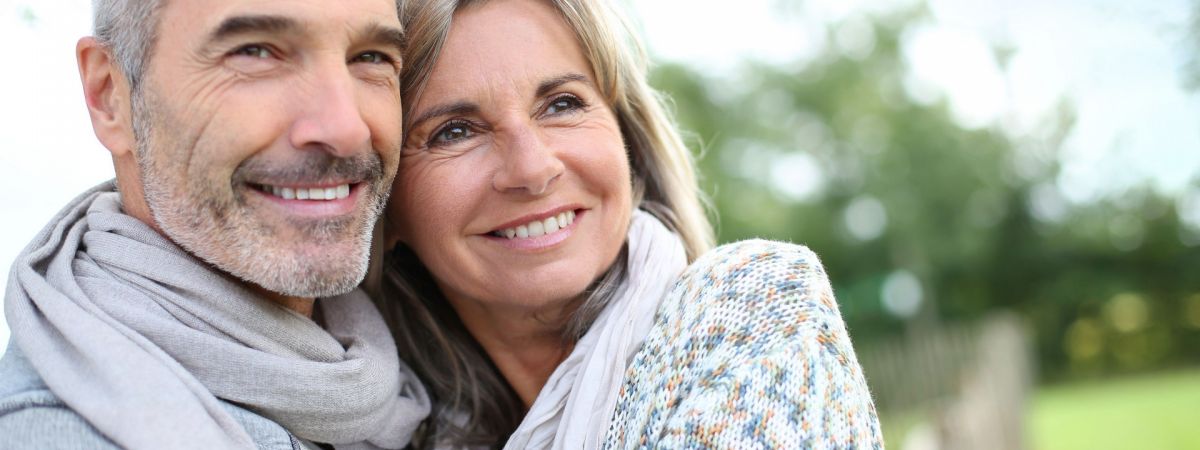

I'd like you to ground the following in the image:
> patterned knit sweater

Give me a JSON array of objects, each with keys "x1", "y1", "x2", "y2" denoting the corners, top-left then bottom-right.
[{"x1": 603, "y1": 240, "x2": 884, "y2": 449}]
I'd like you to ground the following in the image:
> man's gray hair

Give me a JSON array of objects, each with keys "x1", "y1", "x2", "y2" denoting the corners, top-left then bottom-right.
[{"x1": 93, "y1": 0, "x2": 164, "y2": 90}]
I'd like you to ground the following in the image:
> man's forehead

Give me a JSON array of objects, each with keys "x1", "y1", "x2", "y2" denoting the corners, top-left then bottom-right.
[{"x1": 159, "y1": 0, "x2": 402, "y2": 38}]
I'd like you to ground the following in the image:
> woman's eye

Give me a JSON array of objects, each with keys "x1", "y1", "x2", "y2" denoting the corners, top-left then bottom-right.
[
  {"x1": 232, "y1": 45, "x2": 272, "y2": 59},
  {"x1": 431, "y1": 122, "x2": 474, "y2": 145},
  {"x1": 545, "y1": 95, "x2": 585, "y2": 115}
]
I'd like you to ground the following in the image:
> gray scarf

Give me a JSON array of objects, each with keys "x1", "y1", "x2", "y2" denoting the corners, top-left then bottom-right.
[{"x1": 4, "y1": 181, "x2": 429, "y2": 449}]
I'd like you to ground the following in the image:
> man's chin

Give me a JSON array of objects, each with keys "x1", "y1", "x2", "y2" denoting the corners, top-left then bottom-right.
[
  {"x1": 188, "y1": 230, "x2": 370, "y2": 300},
  {"x1": 260, "y1": 275, "x2": 365, "y2": 299},
  {"x1": 155, "y1": 196, "x2": 376, "y2": 299},
  {"x1": 240, "y1": 256, "x2": 368, "y2": 299}
]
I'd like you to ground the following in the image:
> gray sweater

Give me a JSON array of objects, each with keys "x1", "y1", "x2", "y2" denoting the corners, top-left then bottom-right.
[{"x1": 0, "y1": 342, "x2": 322, "y2": 450}]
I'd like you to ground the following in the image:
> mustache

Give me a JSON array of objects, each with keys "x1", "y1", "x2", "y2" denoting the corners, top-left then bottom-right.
[{"x1": 233, "y1": 151, "x2": 384, "y2": 185}]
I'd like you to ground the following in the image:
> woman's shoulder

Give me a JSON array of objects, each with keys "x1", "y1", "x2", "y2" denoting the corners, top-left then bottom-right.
[
  {"x1": 694, "y1": 236, "x2": 820, "y2": 260},
  {"x1": 693, "y1": 238, "x2": 824, "y2": 268},
  {"x1": 662, "y1": 239, "x2": 840, "y2": 339},
  {"x1": 684, "y1": 239, "x2": 828, "y2": 287},
  {"x1": 606, "y1": 240, "x2": 883, "y2": 448},
  {"x1": 643, "y1": 238, "x2": 855, "y2": 379}
]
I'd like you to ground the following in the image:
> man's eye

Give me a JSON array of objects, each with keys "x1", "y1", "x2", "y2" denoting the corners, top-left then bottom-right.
[
  {"x1": 353, "y1": 51, "x2": 392, "y2": 65},
  {"x1": 545, "y1": 95, "x2": 585, "y2": 115},
  {"x1": 232, "y1": 45, "x2": 272, "y2": 59},
  {"x1": 431, "y1": 122, "x2": 474, "y2": 145}
]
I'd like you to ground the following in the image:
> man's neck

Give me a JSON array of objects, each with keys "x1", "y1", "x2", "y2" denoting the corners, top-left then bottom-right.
[
  {"x1": 115, "y1": 183, "x2": 317, "y2": 319},
  {"x1": 254, "y1": 287, "x2": 316, "y2": 318}
]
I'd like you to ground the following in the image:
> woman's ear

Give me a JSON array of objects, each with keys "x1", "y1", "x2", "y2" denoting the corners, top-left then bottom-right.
[
  {"x1": 383, "y1": 214, "x2": 405, "y2": 250},
  {"x1": 362, "y1": 217, "x2": 388, "y2": 299}
]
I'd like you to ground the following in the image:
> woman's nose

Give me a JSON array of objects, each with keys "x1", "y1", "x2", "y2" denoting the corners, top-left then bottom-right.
[{"x1": 491, "y1": 125, "x2": 564, "y2": 196}]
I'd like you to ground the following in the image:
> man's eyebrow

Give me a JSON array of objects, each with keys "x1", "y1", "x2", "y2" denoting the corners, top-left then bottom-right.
[
  {"x1": 409, "y1": 101, "x2": 479, "y2": 130},
  {"x1": 535, "y1": 73, "x2": 592, "y2": 98},
  {"x1": 358, "y1": 22, "x2": 407, "y2": 58},
  {"x1": 209, "y1": 15, "x2": 302, "y2": 42}
]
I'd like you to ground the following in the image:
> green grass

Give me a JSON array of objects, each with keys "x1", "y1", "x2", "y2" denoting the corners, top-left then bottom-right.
[
  {"x1": 1031, "y1": 369, "x2": 1200, "y2": 450},
  {"x1": 879, "y1": 369, "x2": 1200, "y2": 449},
  {"x1": 878, "y1": 408, "x2": 922, "y2": 448}
]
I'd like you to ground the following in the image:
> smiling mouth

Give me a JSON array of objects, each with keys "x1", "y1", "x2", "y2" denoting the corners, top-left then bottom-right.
[
  {"x1": 251, "y1": 183, "x2": 353, "y2": 201},
  {"x1": 490, "y1": 210, "x2": 577, "y2": 239}
]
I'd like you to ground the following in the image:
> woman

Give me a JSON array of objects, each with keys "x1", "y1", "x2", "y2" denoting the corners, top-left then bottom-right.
[{"x1": 375, "y1": 0, "x2": 884, "y2": 448}]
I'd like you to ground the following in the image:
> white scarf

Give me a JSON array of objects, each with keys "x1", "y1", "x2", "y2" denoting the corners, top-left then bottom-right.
[{"x1": 504, "y1": 209, "x2": 688, "y2": 450}]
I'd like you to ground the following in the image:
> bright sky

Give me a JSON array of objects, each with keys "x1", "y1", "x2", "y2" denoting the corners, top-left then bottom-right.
[{"x1": 1, "y1": 0, "x2": 1197, "y2": 347}]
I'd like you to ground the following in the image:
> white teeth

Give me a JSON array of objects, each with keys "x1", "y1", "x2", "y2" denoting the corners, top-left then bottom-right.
[
  {"x1": 528, "y1": 220, "x2": 545, "y2": 237},
  {"x1": 261, "y1": 184, "x2": 351, "y2": 201},
  {"x1": 495, "y1": 210, "x2": 578, "y2": 240}
]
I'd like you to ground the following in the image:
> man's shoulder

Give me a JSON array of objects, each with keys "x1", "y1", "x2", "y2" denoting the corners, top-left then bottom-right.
[
  {"x1": 0, "y1": 344, "x2": 121, "y2": 448},
  {"x1": 0, "y1": 402, "x2": 122, "y2": 449},
  {"x1": 0, "y1": 343, "x2": 308, "y2": 449},
  {"x1": 0, "y1": 341, "x2": 48, "y2": 397}
]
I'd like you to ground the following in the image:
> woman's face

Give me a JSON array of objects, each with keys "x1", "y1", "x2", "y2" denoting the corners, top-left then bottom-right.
[{"x1": 388, "y1": 0, "x2": 632, "y2": 313}]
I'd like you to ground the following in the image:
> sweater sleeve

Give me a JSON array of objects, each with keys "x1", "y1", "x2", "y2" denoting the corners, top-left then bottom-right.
[{"x1": 604, "y1": 240, "x2": 884, "y2": 450}]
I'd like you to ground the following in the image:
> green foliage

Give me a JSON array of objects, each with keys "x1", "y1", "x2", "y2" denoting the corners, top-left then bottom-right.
[
  {"x1": 648, "y1": 7, "x2": 1200, "y2": 380},
  {"x1": 1184, "y1": 1, "x2": 1200, "y2": 90},
  {"x1": 19, "y1": 6, "x2": 37, "y2": 26}
]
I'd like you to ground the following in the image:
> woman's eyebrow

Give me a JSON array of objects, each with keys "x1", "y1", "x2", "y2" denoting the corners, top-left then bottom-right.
[
  {"x1": 535, "y1": 73, "x2": 591, "y2": 98},
  {"x1": 408, "y1": 73, "x2": 589, "y2": 129},
  {"x1": 410, "y1": 101, "x2": 479, "y2": 129}
]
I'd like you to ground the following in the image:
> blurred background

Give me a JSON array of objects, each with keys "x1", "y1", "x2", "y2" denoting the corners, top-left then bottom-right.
[{"x1": 1, "y1": 0, "x2": 1198, "y2": 448}]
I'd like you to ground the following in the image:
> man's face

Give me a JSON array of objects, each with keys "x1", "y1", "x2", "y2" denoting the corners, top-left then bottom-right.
[{"x1": 131, "y1": 0, "x2": 404, "y2": 298}]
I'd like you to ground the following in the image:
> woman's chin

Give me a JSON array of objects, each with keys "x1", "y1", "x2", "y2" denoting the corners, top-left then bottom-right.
[{"x1": 488, "y1": 280, "x2": 592, "y2": 313}]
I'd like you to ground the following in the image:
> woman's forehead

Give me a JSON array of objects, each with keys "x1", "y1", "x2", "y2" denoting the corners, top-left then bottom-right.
[{"x1": 425, "y1": 0, "x2": 591, "y2": 93}]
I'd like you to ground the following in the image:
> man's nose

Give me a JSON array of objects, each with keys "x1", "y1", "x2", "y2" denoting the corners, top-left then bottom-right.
[
  {"x1": 492, "y1": 125, "x2": 564, "y2": 196},
  {"x1": 288, "y1": 66, "x2": 371, "y2": 157}
]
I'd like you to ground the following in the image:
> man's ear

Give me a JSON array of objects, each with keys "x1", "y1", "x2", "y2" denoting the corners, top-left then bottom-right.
[
  {"x1": 78, "y1": 36, "x2": 156, "y2": 228},
  {"x1": 77, "y1": 37, "x2": 135, "y2": 158}
]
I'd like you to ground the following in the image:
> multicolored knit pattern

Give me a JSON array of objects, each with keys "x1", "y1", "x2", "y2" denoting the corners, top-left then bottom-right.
[{"x1": 604, "y1": 240, "x2": 884, "y2": 449}]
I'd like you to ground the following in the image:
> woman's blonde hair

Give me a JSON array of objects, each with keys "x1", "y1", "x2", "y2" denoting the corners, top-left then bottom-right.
[{"x1": 375, "y1": 0, "x2": 715, "y2": 446}]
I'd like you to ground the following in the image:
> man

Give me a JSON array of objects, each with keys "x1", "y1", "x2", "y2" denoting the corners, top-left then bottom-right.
[{"x1": 0, "y1": 0, "x2": 427, "y2": 448}]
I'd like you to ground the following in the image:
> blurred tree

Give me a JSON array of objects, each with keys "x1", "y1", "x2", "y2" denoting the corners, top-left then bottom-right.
[
  {"x1": 1185, "y1": 0, "x2": 1200, "y2": 90},
  {"x1": 649, "y1": 5, "x2": 1200, "y2": 381}
]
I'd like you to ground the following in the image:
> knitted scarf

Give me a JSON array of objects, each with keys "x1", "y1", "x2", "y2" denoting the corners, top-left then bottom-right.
[
  {"x1": 4, "y1": 181, "x2": 429, "y2": 449},
  {"x1": 503, "y1": 209, "x2": 688, "y2": 450}
]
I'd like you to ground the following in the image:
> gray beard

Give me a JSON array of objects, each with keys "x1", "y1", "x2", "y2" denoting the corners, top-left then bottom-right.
[{"x1": 130, "y1": 89, "x2": 388, "y2": 299}]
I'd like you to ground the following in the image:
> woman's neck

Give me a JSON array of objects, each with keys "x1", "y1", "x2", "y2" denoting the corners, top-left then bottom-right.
[{"x1": 449, "y1": 293, "x2": 581, "y2": 409}]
